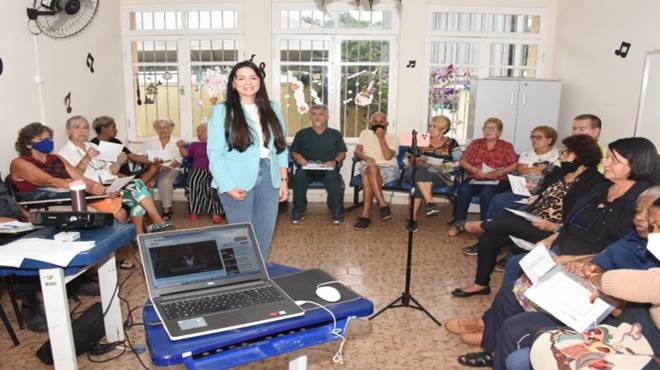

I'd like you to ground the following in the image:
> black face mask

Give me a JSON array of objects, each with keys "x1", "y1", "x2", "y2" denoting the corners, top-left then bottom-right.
[
  {"x1": 370, "y1": 124, "x2": 386, "y2": 132},
  {"x1": 560, "y1": 161, "x2": 580, "y2": 173}
]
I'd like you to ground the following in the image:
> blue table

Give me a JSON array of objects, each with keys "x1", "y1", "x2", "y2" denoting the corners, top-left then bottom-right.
[
  {"x1": 0, "y1": 222, "x2": 135, "y2": 370},
  {"x1": 144, "y1": 264, "x2": 374, "y2": 370}
]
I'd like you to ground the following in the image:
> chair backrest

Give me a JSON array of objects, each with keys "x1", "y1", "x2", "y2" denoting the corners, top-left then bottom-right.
[
  {"x1": 0, "y1": 174, "x2": 25, "y2": 218},
  {"x1": 397, "y1": 146, "x2": 412, "y2": 169}
]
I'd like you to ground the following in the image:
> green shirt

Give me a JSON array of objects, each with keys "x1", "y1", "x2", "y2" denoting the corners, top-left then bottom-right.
[{"x1": 290, "y1": 127, "x2": 347, "y2": 163}]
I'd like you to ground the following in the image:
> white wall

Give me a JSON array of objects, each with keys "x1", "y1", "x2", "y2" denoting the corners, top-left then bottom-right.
[
  {"x1": 0, "y1": 0, "x2": 125, "y2": 176},
  {"x1": 552, "y1": 0, "x2": 660, "y2": 144}
]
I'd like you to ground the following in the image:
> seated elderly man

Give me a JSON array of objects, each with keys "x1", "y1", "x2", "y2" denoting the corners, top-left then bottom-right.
[
  {"x1": 290, "y1": 104, "x2": 347, "y2": 224},
  {"x1": 354, "y1": 112, "x2": 400, "y2": 230}
]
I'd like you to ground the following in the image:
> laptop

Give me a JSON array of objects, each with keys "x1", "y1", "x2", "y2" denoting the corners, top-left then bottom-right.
[{"x1": 137, "y1": 223, "x2": 304, "y2": 340}]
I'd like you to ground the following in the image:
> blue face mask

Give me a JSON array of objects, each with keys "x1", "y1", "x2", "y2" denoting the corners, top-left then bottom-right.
[{"x1": 31, "y1": 138, "x2": 54, "y2": 154}]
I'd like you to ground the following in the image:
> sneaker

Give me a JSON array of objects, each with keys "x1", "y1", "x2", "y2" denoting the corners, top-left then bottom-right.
[
  {"x1": 147, "y1": 221, "x2": 174, "y2": 233},
  {"x1": 212, "y1": 214, "x2": 223, "y2": 224},
  {"x1": 331, "y1": 210, "x2": 345, "y2": 225},
  {"x1": 425, "y1": 202, "x2": 440, "y2": 216},
  {"x1": 291, "y1": 212, "x2": 304, "y2": 224},
  {"x1": 406, "y1": 220, "x2": 419, "y2": 232},
  {"x1": 462, "y1": 244, "x2": 479, "y2": 256},
  {"x1": 495, "y1": 257, "x2": 508, "y2": 272},
  {"x1": 354, "y1": 217, "x2": 371, "y2": 229},
  {"x1": 190, "y1": 214, "x2": 198, "y2": 221},
  {"x1": 21, "y1": 303, "x2": 48, "y2": 332},
  {"x1": 379, "y1": 206, "x2": 392, "y2": 221}
]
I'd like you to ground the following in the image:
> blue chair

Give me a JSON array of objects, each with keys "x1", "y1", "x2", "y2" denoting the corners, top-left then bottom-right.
[{"x1": 286, "y1": 148, "x2": 345, "y2": 211}]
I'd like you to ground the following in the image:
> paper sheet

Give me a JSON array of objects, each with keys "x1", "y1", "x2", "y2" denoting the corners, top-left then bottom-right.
[
  {"x1": 506, "y1": 208, "x2": 541, "y2": 223},
  {"x1": 96, "y1": 141, "x2": 125, "y2": 162},
  {"x1": 422, "y1": 155, "x2": 444, "y2": 166},
  {"x1": 301, "y1": 163, "x2": 334, "y2": 171},
  {"x1": 508, "y1": 174, "x2": 532, "y2": 197},
  {"x1": 509, "y1": 235, "x2": 537, "y2": 252},
  {"x1": 482, "y1": 163, "x2": 495, "y2": 173},
  {"x1": 146, "y1": 149, "x2": 172, "y2": 162},
  {"x1": 105, "y1": 175, "x2": 135, "y2": 194},
  {"x1": 0, "y1": 221, "x2": 37, "y2": 234},
  {"x1": 0, "y1": 238, "x2": 96, "y2": 267},
  {"x1": 469, "y1": 180, "x2": 500, "y2": 185},
  {"x1": 524, "y1": 271, "x2": 614, "y2": 332},
  {"x1": 518, "y1": 244, "x2": 556, "y2": 284},
  {"x1": 514, "y1": 199, "x2": 530, "y2": 205},
  {"x1": 647, "y1": 233, "x2": 660, "y2": 260}
]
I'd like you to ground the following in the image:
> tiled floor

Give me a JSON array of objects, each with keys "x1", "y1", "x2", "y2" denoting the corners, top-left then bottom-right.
[{"x1": 0, "y1": 201, "x2": 502, "y2": 369}]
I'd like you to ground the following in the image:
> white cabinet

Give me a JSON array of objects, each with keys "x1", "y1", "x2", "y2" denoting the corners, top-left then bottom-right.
[{"x1": 468, "y1": 79, "x2": 562, "y2": 153}]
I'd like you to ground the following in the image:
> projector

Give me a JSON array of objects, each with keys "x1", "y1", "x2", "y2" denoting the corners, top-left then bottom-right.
[{"x1": 31, "y1": 211, "x2": 114, "y2": 229}]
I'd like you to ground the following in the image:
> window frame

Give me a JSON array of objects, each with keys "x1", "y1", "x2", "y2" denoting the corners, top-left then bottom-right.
[
  {"x1": 120, "y1": 5, "x2": 245, "y2": 142},
  {"x1": 273, "y1": 4, "x2": 399, "y2": 142}
]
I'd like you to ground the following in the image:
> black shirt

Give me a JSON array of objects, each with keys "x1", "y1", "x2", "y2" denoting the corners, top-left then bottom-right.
[{"x1": 91, "y1": 137, "x2": 133, "y2": 176}]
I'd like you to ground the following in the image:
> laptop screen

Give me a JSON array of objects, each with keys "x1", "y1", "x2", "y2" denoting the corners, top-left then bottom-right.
[{"x1": 140, "y1": 224, "x2": 264, "y2": 292}]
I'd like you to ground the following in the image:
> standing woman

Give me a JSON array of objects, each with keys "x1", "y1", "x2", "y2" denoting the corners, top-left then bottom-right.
[{"x1": 207, "y1": 60, "x2": 288, "y2": 259}]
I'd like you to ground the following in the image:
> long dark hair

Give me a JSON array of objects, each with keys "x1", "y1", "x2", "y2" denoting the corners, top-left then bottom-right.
[
  {"x1": 224, "y1": 61, "x2": 286, "y2": 153},
  {"x1": 608, "y1": 137, "x2": 658, "y2": 181}
]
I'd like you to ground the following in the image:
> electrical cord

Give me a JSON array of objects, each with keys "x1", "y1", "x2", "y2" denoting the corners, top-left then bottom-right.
[{"x1": 294, "y1": 300, "x2": 352, "y2": 365}]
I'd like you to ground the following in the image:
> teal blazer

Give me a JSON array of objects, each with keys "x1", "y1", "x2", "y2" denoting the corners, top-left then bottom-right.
[{"x1": 207, "y1": 101, "x2": 289, "y2": 193}]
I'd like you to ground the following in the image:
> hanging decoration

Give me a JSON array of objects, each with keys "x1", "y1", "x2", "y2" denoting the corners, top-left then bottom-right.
[
  {"x1": 289, "y1": 79, "x2": 309, "y2": 115},
  {"x1": 201, "y1": 66, "x2": 229, "y2": 104},
  {"x1": 429, "y1": 64, "x2": 471, "y2": 113}
]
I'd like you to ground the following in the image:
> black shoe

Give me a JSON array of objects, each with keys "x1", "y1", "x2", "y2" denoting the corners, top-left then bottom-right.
[
  {"x1": 379, "y1": 206, "x2": 392, "y2": 221},
  {"x1": 21, "y1": 303, "x2": 48, "y2": 332},
  {"x1": 354, "y1": 217, "x2": 371, "y2": 229},
  {"x1": 331, "y1": 210, "x2": 345, "y2": 225},
  {"x1": 451, "y1": 286, "x2": 491, "y2": 298},
  {"x1": 425, "y1": 202, "x2": 440, "y2": 216},
  {"x1": 462, "y1": 244, "x2": 479, "y2": 256},
  {"x1": 495, "y1": 257, "x2": 508, "y2": 272},
  {"x1": 406, "y1": 220, "x2": 419, "y2": 232}
]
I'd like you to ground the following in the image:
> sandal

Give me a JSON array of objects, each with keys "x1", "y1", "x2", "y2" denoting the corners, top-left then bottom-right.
[
  {"x1": 447, "y1": 224, "x2": 462, "y2": 236},
  {"x1": 147, "y1": 221, "x2": 174, "y2": 233},
  {"x1": 119, "y1": 260, "x2": 134, "y2": 270},
  {"x1": 445, "y1": 317, "x2": 484, "y2": 335},
  {"x1": 457, "y1": 351, "x2": 493, "y2": 367}
]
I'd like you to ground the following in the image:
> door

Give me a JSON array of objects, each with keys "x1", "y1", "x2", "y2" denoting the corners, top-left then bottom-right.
[
  {"x1": 514, "y1": 80, "x2": 561, "y2": 152},
  {"x1": 471, "y1": 79, "x2": 519, "y2": 144}
]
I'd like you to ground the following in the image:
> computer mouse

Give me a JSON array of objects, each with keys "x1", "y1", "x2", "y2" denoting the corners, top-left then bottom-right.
[{"x1": 315, "y1": 286, "x2": 341, "y2": 302}]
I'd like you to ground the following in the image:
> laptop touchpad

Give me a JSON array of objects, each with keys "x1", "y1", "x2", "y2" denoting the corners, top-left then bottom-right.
[{"x1": 178, "y1": 317, "x2": 208, "y2": 330}]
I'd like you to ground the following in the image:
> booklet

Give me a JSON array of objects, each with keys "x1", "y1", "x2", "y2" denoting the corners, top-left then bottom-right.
[
  {"x1": 508, "y1": 174, "x2": 532, "y2": 197},
  {"x1": 146, "y1": 149, "x2": 172, "y2": 162},
  {"x1": 105, "y1": 175, "x2": 135, "y2": 194},
  {"x1": 505, "y1": 207, "x2": 541, "y2": 223},
  {"x1": 301, "y1": 162, "x2": 334, "y2": 171},
  {"x1": 647, "y1": 233, "x2": 660, "y2": 260},
  {"x1": 421, "y1": 155, "x2": 444, "y2": 166},
  {"x1": 0, "y1": 221, "x2": 38, "y2": 234},
  {"x1": 509, "y1": 236, "x2": 537, "y2": 252},
  {"x1": 520, "y1": 245, "x2": 615, "y2": 332},
  {"x1": 96, "y1": 141, "x2": 125, "y2": 162}
]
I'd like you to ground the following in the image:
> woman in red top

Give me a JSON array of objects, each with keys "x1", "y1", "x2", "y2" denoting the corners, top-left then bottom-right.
[
  {"x1": 10, "y1": 122, "x2": 109, "y2": 203},
  {"x1": 448, "y1": 117, "x2": 517, "y2": 236}
]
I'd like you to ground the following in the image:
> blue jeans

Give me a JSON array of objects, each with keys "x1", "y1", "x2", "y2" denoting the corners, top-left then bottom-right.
[
  {"x1": 505, "y1": 349, "x2": 531, "y2": 370},
  {"x1": 453, "y1": 181, "x2": 511, "y2": 226},
  {"x1": 485, "y1": 192, "x2": 527, "y2": 220},
  {"x1": 219, "y1": 159, "x2": 279, "y2": 260}
]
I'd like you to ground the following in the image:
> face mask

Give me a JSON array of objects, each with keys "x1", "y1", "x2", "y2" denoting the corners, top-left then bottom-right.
[
  {"x1": 370, "y1": 124, "x2": 386, "y2": 132},
  {"x1": 31, "y1": 138, "x2": 54, "y2": 154},
  {"x1": 560, "y1": 161, "x2": 580, "y2": 173}
]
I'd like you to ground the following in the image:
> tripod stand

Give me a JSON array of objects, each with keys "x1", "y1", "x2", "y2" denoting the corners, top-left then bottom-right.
[{"x1": 369, "y1": 129, "x2": 442, "y2": 326}]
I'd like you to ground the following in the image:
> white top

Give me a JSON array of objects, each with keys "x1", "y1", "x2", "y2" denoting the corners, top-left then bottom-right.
[
  {"x1": 145, "y1": 135, "x2": 183, "y2": 168},
  {"x1": 243, "y1": 103, "x2": 270, "y2": 159},
  {"x1": 518, "y1": 148, "x2": 559, "y2": 167},
  {"x1": 57, "y1": 140, "x2": 116, "y2": 183}
]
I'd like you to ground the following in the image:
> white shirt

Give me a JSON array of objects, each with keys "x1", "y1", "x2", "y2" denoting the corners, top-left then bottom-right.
[
  {"x1": 58, "y1": 140, "x2": 116, "y2": 183},
  {"x1": 243, "y1": 104, "x2": 270, "y2": 159},
  {"x1": 145, "y1": 135, "x2": 183, "y2": 168},
  {"x1": 518, "y1": 148, "x2": 560, "y2": 167}
]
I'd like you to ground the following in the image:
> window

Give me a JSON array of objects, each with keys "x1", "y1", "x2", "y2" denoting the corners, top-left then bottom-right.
[
  {"x1": 274, "y1": 5, "x2": 398, "y2": 139},
  {"x1": 426, "y1": 7, "x2": 548, "y2": 142},
  {"x1": 121, "y1": 6, "x2": 243, "y2": 141}
]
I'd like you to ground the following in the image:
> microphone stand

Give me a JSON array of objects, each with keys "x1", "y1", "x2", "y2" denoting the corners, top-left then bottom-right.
[{"x1": 369, "y1": 129, "x2": 441, "y2": 326}]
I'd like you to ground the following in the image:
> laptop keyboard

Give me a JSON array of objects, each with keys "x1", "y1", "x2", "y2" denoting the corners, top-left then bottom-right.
[{"x1": 161, "y1": 286, "x2": 285, "y2": 320}]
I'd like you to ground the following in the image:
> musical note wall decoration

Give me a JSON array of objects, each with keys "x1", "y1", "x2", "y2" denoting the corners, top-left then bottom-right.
[
  {"x1": 64, "y1": 92, "x2": 72, "y2": 113},
  {"x1": 614, "y1": 41, "x2": 631, "y2": 58},
  {"x1": 136, "y1": 76, "x2": 142, "y2": 106},
  {"x1": 0, "y1": 57, "x2": 3, "y2": 76},
  {"x1": 406, "y1": 60, "x2": 416, "y2": 68},
  {"x1": 259, "y1": 62, "x2": 267, "y2": 78},
  {"x1": 250, "y1": 54, "x2": 256, "y2": 62},
  {"x1": 86, "y1": 53, "x2": 95, "y2": 73}
]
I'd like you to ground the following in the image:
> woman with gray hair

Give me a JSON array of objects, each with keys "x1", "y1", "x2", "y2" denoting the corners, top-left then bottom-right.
[{"x1": 146, "y1": 118, "x2": 183, "y2": 220}]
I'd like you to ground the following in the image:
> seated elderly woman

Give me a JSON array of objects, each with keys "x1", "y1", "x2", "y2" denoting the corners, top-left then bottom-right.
[
  {"x1": 90, "y1": 115, "x2": 159, "y2": 185},
  {"x1": 486, "y1": 189, "x2": 660, "y2": 370},
  {"x1": 402, "y1": 115, "x2": 460, "y2": 232},
  {"x1": 10, "y1": 122, "x2": 107, "y2": 202},
  {"x1": 448, "y1": 117, "x2": 518, "y2": 236},
  {"x1": 146, "y1": 118, "x2": 183, "y2": 220},
  {"x1": 57, "y1": 115, "x2": 173, "y2": 235},
  {"x1": 448, "y1": 137, "x2": 658, "y2": 368},
  {"x1": 451, "y1": 135, "x2": 603, "y2": 298}
]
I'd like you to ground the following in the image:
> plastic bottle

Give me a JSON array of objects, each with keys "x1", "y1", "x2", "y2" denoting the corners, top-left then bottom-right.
[{"x1": 69, "y1": 180, "x2": 87, "y2": 212}]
